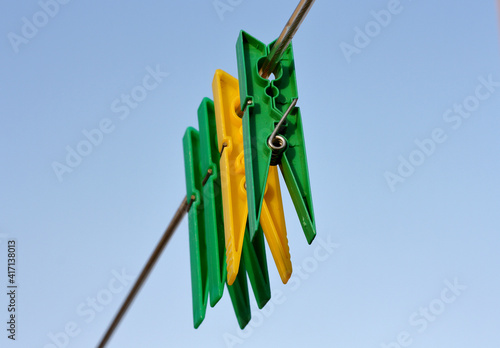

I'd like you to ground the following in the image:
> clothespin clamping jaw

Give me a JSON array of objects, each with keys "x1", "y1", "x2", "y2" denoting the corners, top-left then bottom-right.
[{"x1": 236, "y1": 31, "x2": 316, "y2": 245}]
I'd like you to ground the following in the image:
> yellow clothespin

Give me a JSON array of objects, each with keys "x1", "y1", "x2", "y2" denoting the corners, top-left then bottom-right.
[{"x1": 212, "y1": 69, "x2": 292, "y2": 285}]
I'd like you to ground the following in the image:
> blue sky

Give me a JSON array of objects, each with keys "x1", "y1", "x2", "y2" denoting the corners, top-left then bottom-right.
[{"x1": 0, "y1": 1, "x2": 499, "y2": 347}]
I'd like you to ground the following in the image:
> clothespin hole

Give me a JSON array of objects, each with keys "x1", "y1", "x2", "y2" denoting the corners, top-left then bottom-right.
[
  {"x1": 257, "y1": 57, "x2": 282, "y2": 81},
  {"x1": 266, "y1": 86, "x2": 279, "y2": 98}
]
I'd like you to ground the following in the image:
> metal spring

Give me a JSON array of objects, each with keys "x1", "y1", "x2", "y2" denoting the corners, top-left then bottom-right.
[{"x1": 268, "y1": 135, "x2": 287, "y2": 166}]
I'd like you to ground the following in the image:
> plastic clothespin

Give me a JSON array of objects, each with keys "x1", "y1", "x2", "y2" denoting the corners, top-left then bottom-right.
[
  {"x1": 197, "y1": 98, "x2": 228, "y2": 307},
  {"x1": 183, "y1": 99, "x2": 252, "y2": 329},
  {"x1": 235, "y1": 31, "x2": 316, "y2": 245},
  {"x1": 212, "y1": 69, "x2": 292, "y2": 286},
  {"x1": 210, "y1": 70, "x2": 271, "y2": 308},
  {"x1": 182, "y1": 127, "x2": 208, "y2": 328}
]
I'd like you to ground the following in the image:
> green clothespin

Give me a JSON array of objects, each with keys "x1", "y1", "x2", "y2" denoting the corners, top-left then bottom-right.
[
  {"x1": 235, "y1": 30, "x2": 316, "y2": 244},
  {"x1": 183, "y1": 127, "x2": 208, "y2": 328},
  {"x1": 197, "y1": 98, "x2": 227, "y2": 307}
]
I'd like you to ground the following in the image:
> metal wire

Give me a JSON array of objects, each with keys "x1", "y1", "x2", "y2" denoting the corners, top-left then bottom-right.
[
  {"x1": 97, "y1": 195, "x2": 189, "y2": 348},
  {"x1": 268, "y1": 98, "x2": 298, "y2": 150},
  {"x1": 98, "y1": 143, "x2": 227, "y2": 348},
  {"x1": 235, "y1": 99, "x2": 252, "y2": 117},
  {"x1": 259, "y1": 0, "x2": 316, "y2": 79}
]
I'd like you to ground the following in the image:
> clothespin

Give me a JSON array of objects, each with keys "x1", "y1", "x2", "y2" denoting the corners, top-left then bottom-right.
[
  {"x1": 182, "y1": 126, "x2": 209, "y2": 328},
  {"x1": 196, "y1": 98, "x2": 227, "y2": 307},
  {"x1": 235, "y1": 31, "x2": 316, "y2": 245},
  {"x1": 211, "y1": 71, "x2": 272, "y2": 306},
  {"x1": 212, "y1": 69, "x2": 292, "y2": 286},
  {"x1": 183, "y1": 98, "x2": 270, "y2": 329}
]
